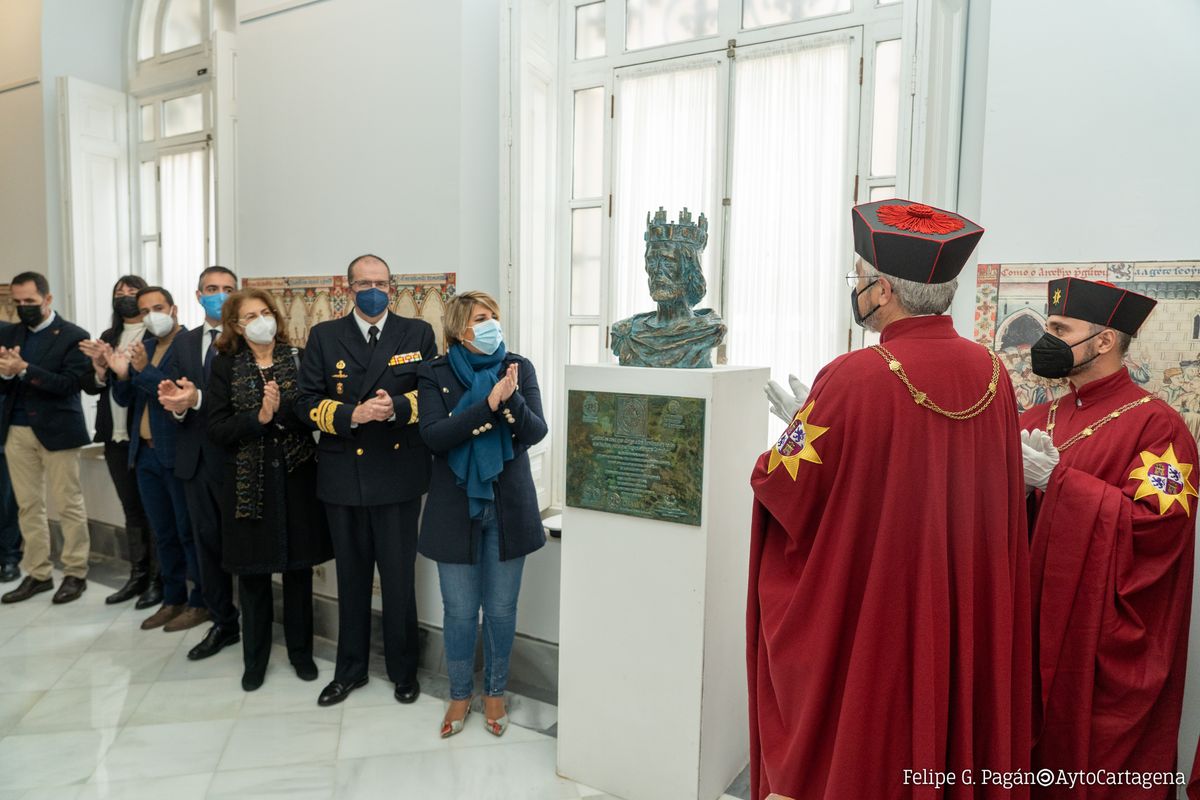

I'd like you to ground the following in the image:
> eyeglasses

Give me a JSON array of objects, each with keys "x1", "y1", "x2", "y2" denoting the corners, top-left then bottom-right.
[
  {"x1": 351, "y1": 280, "x2": 391, "y2": 290},
  {"x1": 238, "y1": 309, "x2": 274, "y2": 324},
  {"x1": 845, "y1": 270, "x2": 865, "y2": 289}
]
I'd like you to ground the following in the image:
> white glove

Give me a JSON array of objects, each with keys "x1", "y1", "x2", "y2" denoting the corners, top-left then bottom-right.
[
  {"x1": 765, "y1": 374, "x2": 810, "y2": 423},
  {"x1": 1021, "y1": 428, "x2": 1060, "y2": 491}
]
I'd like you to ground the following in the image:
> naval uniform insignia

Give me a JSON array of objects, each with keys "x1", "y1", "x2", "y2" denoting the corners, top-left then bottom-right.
[
  {"x1": 336, "y1": 360, "x2": 346, "y2": 369},
  {"x1": 336, "y1": 382, "x2": 344, "y2": 395},
  {"x1": 766, "y1": 401, "x2": 829, "y2": 480},
  {"x1": 389, "y1": 351, "x2": 423, "y2": 366}
]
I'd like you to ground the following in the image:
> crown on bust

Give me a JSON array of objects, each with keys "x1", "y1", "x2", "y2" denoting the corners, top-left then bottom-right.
[{"x1": 645, "y1": 207, "x2": 708, "y2": 250}]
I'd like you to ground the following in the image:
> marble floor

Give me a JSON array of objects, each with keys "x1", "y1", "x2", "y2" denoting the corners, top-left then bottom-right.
[{"x1": 0, "y1": 567, "x2": 747, "y2": 800}]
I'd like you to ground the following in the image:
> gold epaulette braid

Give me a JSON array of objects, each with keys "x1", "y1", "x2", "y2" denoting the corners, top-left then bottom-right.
[{"x1": 870, "y1": 344, "x2": 1000, "y2": 420}]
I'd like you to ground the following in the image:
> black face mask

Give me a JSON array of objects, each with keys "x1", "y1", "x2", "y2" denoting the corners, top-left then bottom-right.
[
  {"x1": 850, "y1": 280, "x2": 879, "y2": 328},
  {"x1": 113, "y1": 296, "x2": 140, "y2": 319},
  {"x1": 1029, "y1": 329, "x2": 1104, "y2": 379},
  {"x1": 16, "y1": 305, "x2": 44, "y2": 328}
]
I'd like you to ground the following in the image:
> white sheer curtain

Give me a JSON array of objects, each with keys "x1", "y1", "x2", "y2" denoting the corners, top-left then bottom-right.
[
  {"x1": 612, "y1": 59, "x2": 722, "y2": 328},
  {"x1": 725, "y1": 36, "x2": 852, "y2": 440},
  {"x1": 159, "y1": 146, "x2": 207, "y2": 329}
]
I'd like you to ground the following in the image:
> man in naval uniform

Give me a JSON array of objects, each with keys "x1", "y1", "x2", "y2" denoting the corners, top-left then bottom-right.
[{"x1": 297, "y1": 254, "x2": 437, "y2": 707}]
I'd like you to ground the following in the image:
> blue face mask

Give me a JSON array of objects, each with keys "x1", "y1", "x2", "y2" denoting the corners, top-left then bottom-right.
[
  {"x1": 199, "y1": 292, "x2": 228, "y2": 320},
  {"x1": 470, "y1": 319, "x2": 504, "y2": 355},
  {"x1": 355, "y1": 287, "x2": 390, "y2": 317}
]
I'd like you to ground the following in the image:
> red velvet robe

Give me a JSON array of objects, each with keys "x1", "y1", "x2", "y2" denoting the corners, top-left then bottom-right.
[
  {"x1": 748, "y1": 316, "x2": 1032, "y2": 800},
  {"x1": 1021, "y1": 368, "x2": 1198, "y2": 800}
]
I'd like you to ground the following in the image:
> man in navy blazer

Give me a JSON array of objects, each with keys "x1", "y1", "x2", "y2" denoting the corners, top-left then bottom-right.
[
  {"x1": 111, "y1": 287, "x2": 207, "y2": 633},
  {"x1": 0, "y1": 273, "x2": 93, "y2": 605},
  {"x1": 156, "y1": 266, "x2": 240, "y2": 660},
  {"x1": 296, "y1": 254, "x2": 436, "y2": 707}
]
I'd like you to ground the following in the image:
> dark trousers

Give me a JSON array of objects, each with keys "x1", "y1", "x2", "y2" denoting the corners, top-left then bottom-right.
[
  {"x1": 325, "y1": 499, "x2": 420, "y2": 685},
  {"x1": 0, "y1": 452, "x2": 21, "y2": 567},
  {"x1": 239, "y1": 569, "x2": 314, "y2": 679},
  {"x1": 182, "y1": 456, "x2": 238, "y2": 629},
  {"x1": 103, "y1": 441, "x2": 154, "y2": 576},
  {"x1": 136, "y1": 446, "x2": 203, "y2": 608}
]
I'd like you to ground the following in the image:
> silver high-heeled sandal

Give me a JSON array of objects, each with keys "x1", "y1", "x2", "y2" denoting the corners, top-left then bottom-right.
[{"x1": 440, "y1": 698, "x2": 473, "y2": 739}]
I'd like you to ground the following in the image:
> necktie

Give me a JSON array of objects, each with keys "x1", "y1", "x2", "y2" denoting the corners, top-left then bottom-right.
[
  {"x1": 368, "y1": 325, "x2": 379, "y2": 351},
  {"x1": 203, "y1": 328, "x2": 217, "y2": 378}
]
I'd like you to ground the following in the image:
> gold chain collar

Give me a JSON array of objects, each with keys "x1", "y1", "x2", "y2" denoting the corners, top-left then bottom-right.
[
  {"x1": 1047, "y1": 394, "x2": 1155, "y2": 453},
  {"x1": 870, "y1": 345, "x2": 1000, "y2": 420}
]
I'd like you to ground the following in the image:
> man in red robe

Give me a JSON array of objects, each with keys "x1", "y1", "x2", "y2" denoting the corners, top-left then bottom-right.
[
  {"x1": 748, "y1": 200, "x2": 1032, "y2": 800},
  {"x1": 1020, "y1": 277, "x2": 1198, "y2": 800}
]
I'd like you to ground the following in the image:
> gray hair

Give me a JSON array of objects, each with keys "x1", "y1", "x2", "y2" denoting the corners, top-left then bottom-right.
[{"x1": 861, "y1": 261, "x2": 957, "y2": 316}]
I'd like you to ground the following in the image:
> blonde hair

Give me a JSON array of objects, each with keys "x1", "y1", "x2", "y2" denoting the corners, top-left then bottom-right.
[{"x1": 444, "y1": 291, "x2": 501, "y2": 348}]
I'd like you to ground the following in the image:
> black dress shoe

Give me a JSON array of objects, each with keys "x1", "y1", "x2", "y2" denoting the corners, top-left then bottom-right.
[
  {"x1": 2, "y1": 575, "x2": 53, "y2": 604},
  {"x1": 0, "y1": 563, "x2": 20, "y2": 583},
  {"x1": 292, "y1": 659, "x2": 319, "y2": 682},
  {"x1": 186, "y1": 625, "x2": 241, "y2": 661},
  {"x1": 52, "y1": 576, "x2": 87, "y2": 604},
  {"x1": 135, "y1": 579, "x2": 163, "y2": 610},
  {"x1": 394, "y1": 679, "x2": 421, "y2": 704},
  {"x1": 317, "y1": 676, "x2": 368, "y2": 707},
  {"x1": 241, "y1": 671, "x2": 266, "y2": 692},
  {"x1": 105, "y1": 574, "x2": 149, "y2": 605}
]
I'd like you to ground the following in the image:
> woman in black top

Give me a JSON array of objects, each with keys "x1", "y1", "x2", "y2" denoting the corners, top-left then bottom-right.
[
  {"x1": 79, "y1": 275, "x2": 159, "y2": 607},
  {"x1": 207, "y1": 288, "x2": 333, "y2": 691}
]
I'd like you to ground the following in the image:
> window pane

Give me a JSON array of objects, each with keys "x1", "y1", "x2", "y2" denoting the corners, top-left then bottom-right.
[
  {"x1": 161, "y1": 0, "x2": 203, "y2": 53},
  {"x1": 572, "y1": 87, "x2": 604, "y2": 199},
  {"x1": 142, "y1": 240, "x2": 158, "y2": 278},
  {"x1": 569, "y1": 325, "x2": 601, "y2": 364},
  {"x1": 725, "y1": 38, "x2": 852, "y2": 445},
  {"x1": 137, "y1": 0, "x2": 158, "y2": 60},
  {"x1": 878, "y1": 0, "x2": 901, "y2": 5},
  {"x1": 571, "y1": 208, "x2": 602, "y2": 315},
  {"x1": 742, "y1": 0, "x2": 851, "y2": 29},
  {"x1": 140, "y1": 104, "x2": 155, "y2": 141},
  {"x1": 163, "y1": 93, "x2": 204, "y2": 137},
  {"x1": 160, "y1": 148, "x2": 207, "y2": 329},
  {"x1": 626, "y1": 0, "x2": 717, "y2": 51},
  {"x1": 140, "y1": 161, "x2": 157, "y2": 236},
  {"x1": 870, "y1": 39, "x2": 902, "y2": 177},
  {"x1": 869, "y1": 185, "x2": 896, "y2": 201},
  {"x1": 575, "y1": 2, "x2": 605, "y2": 59},
  {"x1": 612, "y1": 62, "x2": 721, "y2": 324}
]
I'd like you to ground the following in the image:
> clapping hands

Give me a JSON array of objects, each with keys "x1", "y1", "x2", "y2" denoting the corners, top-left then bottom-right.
[
  {"x1": 351, "y1": 389, "x2": 395, "y2": 425},
  {"x1": 487, "y1": 363, "x2": 519, "y2": 411},
  {"x1": 158, "y1": 377, "x2": 199, "y2": 414},
  {"x1": 258, "y1": 380, "x2": 281, "y2": 424},
  {"x1": 79, "y1": 339, "x2": 113, "y2": 377},
  {"x1": 0, "y1": 346, "x2": 26, "y2": 378}
]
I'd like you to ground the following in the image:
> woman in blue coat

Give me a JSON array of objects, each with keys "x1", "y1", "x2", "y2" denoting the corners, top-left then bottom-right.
[{"x1": 416, "y1": 290, "x2": 547, "y2": 739}]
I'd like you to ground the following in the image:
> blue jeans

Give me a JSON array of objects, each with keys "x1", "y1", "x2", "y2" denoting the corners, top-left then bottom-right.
[
  {"x1": 136, "y1": 448, "x2": 203, "y2": 608},
  {"x1": 437, "y1": 503, "x2": 526, "y2": 700},
  {"x1": 0, "y1": 452, "x2": 22, "y2": 567}
]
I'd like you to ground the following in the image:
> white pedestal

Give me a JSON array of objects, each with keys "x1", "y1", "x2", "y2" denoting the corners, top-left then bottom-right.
[{"x1": 557, "y1": 364, "x2": 769, "y2": 800}]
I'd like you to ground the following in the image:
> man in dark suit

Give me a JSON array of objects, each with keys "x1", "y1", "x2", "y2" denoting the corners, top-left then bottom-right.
[
  {"x1": 297, "y1": 254, "x2": 436, "y2": 706},
  {"x1": 111, "y1": 287, "x2": 207, "y2": 633},
  {"x1": 156, "y1": 266, "x2": 240, "y2": 661},
  {"x1": 0, "y1": 272, "x2": 93, "y2": 605}
]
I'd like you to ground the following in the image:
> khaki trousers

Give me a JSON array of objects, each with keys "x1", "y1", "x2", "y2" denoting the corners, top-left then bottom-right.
[{"x1": 5, "y1": 426, "x2": 90, "y2": 580}]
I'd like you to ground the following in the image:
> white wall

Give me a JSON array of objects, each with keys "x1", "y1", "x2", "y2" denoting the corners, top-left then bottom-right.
[
  {"x1": 39, "y1": 0, "x2": 130, "y2": 312},
  {"x1": 235, "y1": 0, "x2": 498, "y2": 295},
  {"x1": 955, "y1": 0, "x2": 1200, "y2": 786}
]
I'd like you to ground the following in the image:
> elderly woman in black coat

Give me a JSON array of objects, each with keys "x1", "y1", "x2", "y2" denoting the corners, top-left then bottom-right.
[
  {"x1": 416, "y1": 290, "x2": 548, "y2": 739},
  {"x1": 207, "y1": 288, "x2": 333, "y2": 692}
]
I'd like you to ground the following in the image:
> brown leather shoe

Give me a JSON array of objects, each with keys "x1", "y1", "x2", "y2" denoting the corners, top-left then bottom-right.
[
  {"x1": 163, "y1": 606, "x2": 210, "y2": 633},
  {"x1": 1, "y1": 576, "x2": 53, "y2": 604},
  {"x1": 52, "y1": 576, "x2": 87, "y2": 604},
  {"x1": 141, "y1": 604, "x2": 184, "y2": 630}
]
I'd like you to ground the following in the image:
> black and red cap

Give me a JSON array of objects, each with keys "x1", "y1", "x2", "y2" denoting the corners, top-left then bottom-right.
[
  {"x1": 1046, "y1": 277, "x2": 1157, "y2": 336},
  {"x1": 851, "y1": 199, "x2": 984, "y2": 284}
]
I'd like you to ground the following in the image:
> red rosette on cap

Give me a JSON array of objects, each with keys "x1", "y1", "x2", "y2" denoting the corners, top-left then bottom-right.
[{"x1": 876, "y1": 203, "x2": 966, "y2": 235}]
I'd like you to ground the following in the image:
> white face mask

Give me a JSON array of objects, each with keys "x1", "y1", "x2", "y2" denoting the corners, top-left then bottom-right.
[
  {"x1": 145, "y1": 310, "x2": 175, "y2": 337},
  {"x1": 243, "y1": 315, "x2": 277, "y2": 345}
]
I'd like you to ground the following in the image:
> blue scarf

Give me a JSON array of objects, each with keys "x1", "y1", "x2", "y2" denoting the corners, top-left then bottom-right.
[{"x1": 447, "y1": 343, "x2": 515, "y2": 519}]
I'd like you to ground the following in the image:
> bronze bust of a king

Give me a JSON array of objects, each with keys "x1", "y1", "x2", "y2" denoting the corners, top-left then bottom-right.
[{"x1": 610, "y1": 207, "x2": 727, "y2": 369}]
